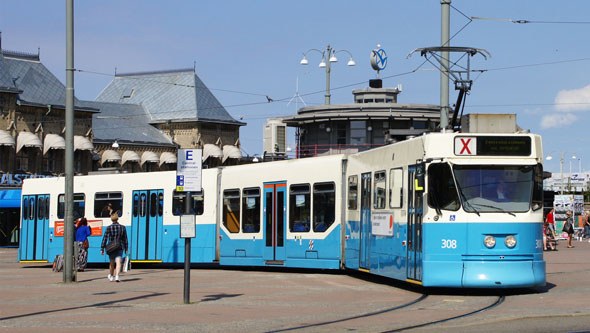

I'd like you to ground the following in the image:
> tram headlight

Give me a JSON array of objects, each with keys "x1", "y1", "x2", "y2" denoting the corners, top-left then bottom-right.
[
  {"x1": 505, "y1": 235, "x2": 517, "y2": 248},
  {"x1": 484, "y1": 235, "x2": 496, "y2": 248}
]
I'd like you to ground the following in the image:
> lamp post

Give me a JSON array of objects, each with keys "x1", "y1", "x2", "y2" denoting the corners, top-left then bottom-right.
[
  {"x1": 300, "y1": 44, "x2": 355, "y2": 105},
  {"x1": 546, "y1": 151, "x2": 577, "y2": 194}
]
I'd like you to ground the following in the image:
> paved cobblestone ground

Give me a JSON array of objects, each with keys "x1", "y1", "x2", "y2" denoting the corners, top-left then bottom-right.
[{"x1": 1, "y1": 238, "x2": 590, "y2": 332}]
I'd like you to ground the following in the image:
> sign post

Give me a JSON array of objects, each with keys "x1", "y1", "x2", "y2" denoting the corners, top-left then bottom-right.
[{"x1": 177, "y1": 149, "x2": 202, "y2": 304}]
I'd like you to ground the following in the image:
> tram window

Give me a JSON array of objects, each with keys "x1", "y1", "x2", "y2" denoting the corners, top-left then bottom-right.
[
  {"x1": 191, "y1": 192, "x2": 204, "y2": 215},
  {"x1": 389, "y1": 168, "x2": 403, "y2": 208},
  {"x1": 290, "y1": 184, "x2": 310, "y2": 232},
  {"x1": 29, "y1": 198, "x2": 35, "y2": 220},
  {"x1": 242, "y1": 188, "x2": 260, "y2": 233},
  {"x1": 313, "y1": 182, "x2": 335, "y2": 232},
  {"x1": 45, "y1": 197, "x2": 50, "y2": 219},
  {"x1": 150, "y1": 192, "x2": 158, "y2": 217},
  {"x1": 348, "y1": 175, "x2": 358, "y2": 210},
  {"x1": 94, "y1": 192, "x2": 123, "y2": 218},
  {"x1": 223, "y1": 189, "x2": 240, "y2": 233},
  {"x1": 427, "y1": 163, "x2": 460, "y2": 211},
  {"x1": 158, "y1": 193, "x2": 164, "y2": 216},
  {"x1": 22, "y1": 198, "x2": 29, "y2": 221},
  {"x1": 58, "y1": 193, "x2": 85, "y2": 219},
  {"x1": 133, "y1": 193, "x2": 139, "y2": 217},
  {"x1": 374, "y1": 171, "x2": 386, "y2": 209},
  {"x1": 532, "y1": 164, "x2": 543, "y2": 211},
  {"x1": 172, "y1": 191, "x2": 204, "y2": 216},
  {"x1": 140, "y1": 193, "x2": 147, "y2": 217},
  {"x1": 38, "y1": 197, "x2": 45, "y2": 220}
]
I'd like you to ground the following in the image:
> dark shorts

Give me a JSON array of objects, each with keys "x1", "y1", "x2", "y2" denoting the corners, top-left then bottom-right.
[{"x1": 108, "y1": 249, "x2": 123, "y2": 260}]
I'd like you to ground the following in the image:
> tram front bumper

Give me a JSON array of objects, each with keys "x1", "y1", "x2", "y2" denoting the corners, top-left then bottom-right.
[
  {"x1": 461, "y1": 260, "x2": 546, "y2": 288},
  {"x1": 422, "y1": 259, "x2": 546, "y2": 288}
]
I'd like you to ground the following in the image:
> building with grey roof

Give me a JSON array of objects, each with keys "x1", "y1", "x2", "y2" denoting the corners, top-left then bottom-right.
[
  {"x1": 0, "y1": 47, "x2": 97, "y2": 182},
  {"x1": 94, "y1": 68, "x2": 246, "y2": 168}
]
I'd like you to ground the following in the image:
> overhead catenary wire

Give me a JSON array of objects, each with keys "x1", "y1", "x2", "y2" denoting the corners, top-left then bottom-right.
[
  {"x1": 47, "y1": 54, "x2": 590, "y2": 127},
  {"x1": 70, "y1": 2, "x2": 590, "y2": 128},
  {"x1": 471, "y1": 16, "x2": 590, "y2": 24}
]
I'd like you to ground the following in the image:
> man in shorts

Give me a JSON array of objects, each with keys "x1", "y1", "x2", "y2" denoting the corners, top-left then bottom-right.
[{"x1": 100, "y1": 213, "x2": 128, "y2": 282}]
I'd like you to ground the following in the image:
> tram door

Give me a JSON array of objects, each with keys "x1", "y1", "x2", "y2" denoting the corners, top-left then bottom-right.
[
  {"x1": 20, "y1": 195, "x2": 49, "y2": 262},
  {"x1": 263, "y1": 182, "x2": 286, "y2": 263},
  {"x1": 359, "y1": 173, "x2": 372, "y2": 269},
  {"x1": 407, "y1": 165, "x2": 424, "y2": 281},
  {"x1": 131, "y1": 190, "x2": 164, "y2": 262}
]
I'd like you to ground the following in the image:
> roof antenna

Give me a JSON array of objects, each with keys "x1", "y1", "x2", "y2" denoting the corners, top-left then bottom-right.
[
  {"x1": 114, "y1": 67, "x2": 117, "y2": 76},
  {"x1": 193, "y1": 60, "x2": 196, "y2": 72},
  {"x1": 0, "y1": 31, "x2": 2, "y2": 51},
  {"x1": 286, "y1": 76, "x2": 306, "y2": 112}
]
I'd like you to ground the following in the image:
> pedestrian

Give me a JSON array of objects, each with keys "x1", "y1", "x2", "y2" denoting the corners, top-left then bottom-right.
[
  {"x1": 543, "y1": 222, "x2": 556, "y2": 251},
  {"x1": 75, "y1": 217, "x2": 91, "y2": 271},
  {"x1": 546, "y1": 208, "x2": 557, "y2": 240},
  {"x1": 584, "y1": 210, "x2": 590, "y2": 241},
  {"x1": 564, "y1": 211, "x2": 575, "y2": 248},
  {"x1": 100, "y1": 213, "x2": 128, "y2": 282}
]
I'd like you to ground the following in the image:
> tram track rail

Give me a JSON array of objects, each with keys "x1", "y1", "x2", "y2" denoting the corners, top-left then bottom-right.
[
  {"x1": 267, "y1": 292, "x2": 506, "y2": 333},
  {"x1": 384, "y1": 295, "x2": 506, "y2": 332},
  {"x1": 266, "y1": 294, "x2": 428, "y2": 333}
]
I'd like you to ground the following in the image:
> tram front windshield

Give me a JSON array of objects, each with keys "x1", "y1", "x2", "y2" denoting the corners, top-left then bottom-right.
[{"x1": 453, "y1": 165, "x2": 535, "y2": 213}]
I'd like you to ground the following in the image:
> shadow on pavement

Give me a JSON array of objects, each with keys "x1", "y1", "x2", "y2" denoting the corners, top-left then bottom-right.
[
  {"x1": 0, "y1": 292, "x2": 168, "y2": 322},
  {"x1": 200, "y1": 293, "x2": 243, "y2": 302}
]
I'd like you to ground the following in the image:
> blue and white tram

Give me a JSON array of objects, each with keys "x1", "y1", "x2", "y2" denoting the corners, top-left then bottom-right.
[
  {"x1": 344, "y1": 132, "x2": 545, "y2": 287},
  {"x1": 218, "y1": 155, "x2": 344, "y2": 269},
  {"x1": 19, "y1": 131, "x2": 545, "y2": 288},
  {"x1": 19, "y1": 171, "x2": 218, "y2": 264}
]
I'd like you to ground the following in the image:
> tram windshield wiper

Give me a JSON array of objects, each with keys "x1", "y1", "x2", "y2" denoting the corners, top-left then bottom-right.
[
  {"x1": 471, "y1": 203, "x2": 516, "y2": 217},
  {"x1": 428, "y1": 185, "x2": 443, "y2": 216},
  {"x1": 455, "y1": 181, "x2": 480, "y2": 216}
]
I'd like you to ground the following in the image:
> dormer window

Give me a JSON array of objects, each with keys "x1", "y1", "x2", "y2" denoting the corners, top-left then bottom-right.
[{"x1": 122, "y1": 88, "x2": 134, "y2": 99}]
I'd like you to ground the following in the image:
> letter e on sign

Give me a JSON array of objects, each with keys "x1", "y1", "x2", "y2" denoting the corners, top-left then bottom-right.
[{"x1": 455, "y1": 137, "x2": 476, "y2": 156}]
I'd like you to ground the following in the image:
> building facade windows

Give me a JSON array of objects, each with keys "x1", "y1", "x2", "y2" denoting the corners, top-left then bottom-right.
[
  {"x1": 15, "y1": 150, "x2": 30, "y2": 172},
  {"x1": 42, "y1": 150, "x2": 57, "y2": 173}
]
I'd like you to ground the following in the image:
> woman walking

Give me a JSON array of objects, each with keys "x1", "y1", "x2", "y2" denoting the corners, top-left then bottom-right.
[
  {"x1": 100, "y1": 213, "x2": 128, "y2": 282},
  {"x1": 565, "y1": 211, "x2": 575, "y2": 248},
  {"x1": 75, "y1": 218, "x2": 91, "y2": 271}
]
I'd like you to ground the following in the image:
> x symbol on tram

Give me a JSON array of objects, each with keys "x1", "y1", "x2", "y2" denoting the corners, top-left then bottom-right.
[{"x1": 460, "y1": 138, "x2": 472, "y2": 154}]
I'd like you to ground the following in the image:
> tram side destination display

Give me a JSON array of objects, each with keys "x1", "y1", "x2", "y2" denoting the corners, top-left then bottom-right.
[{"x1": 455, "y1": 136, "x2": 531, "y2": 156}]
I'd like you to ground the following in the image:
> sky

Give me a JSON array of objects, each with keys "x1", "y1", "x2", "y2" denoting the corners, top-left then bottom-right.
[{"x1": 1, "y1": 0, "x2": 590, "y2": 174}]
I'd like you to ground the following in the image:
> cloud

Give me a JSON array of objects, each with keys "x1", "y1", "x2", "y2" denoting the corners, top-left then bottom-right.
[
  {"x1": 555, "y1": 85, "x2": 590, "y2": 111},
  {"x1": 540, "y1": 113, "x2": 577, "y2": 128}
]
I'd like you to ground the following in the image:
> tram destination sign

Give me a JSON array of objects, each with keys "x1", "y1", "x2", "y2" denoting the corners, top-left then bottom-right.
[
  {"x1": 455, "y1": 136, "x2": 531, "y2": 156},
  {"x1": 176, "y1": 149, "x2": 202, "y2": 192}
]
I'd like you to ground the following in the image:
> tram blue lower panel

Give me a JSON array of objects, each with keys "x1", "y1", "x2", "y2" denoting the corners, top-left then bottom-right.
[
  {"x1": 42, "y1": 224, "x2": 216, "y2": 264},
  {"x1": 460, "y1": 260, "x2": 545, "y2": 288},
  {"x1": 344, "y1": 219, "x2": 545, "y2": 288},
  {"x1": 219, "y1": 225, "x2": 341, "y2": 269},
  {"x1": 423, "y1": 222, "x2": 545, "y2": 287}
]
